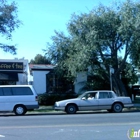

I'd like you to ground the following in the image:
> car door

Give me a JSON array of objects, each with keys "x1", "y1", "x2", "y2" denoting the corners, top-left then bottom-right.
[
  {"x1": 0, "y1": 87, "x2": 14, "y2": 111},
  {"x1": 98, "y1": 91, "x2": 114, "y2": 110},
  {"x1": 78, "y1": 92, "x2": 99, "y2": 111},
  {"x1": 0, "y1": 88, "x2": 5, "y2": 111}
]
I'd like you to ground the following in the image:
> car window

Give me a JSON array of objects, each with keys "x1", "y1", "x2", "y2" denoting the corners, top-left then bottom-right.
[
  {"x1": 2, "y1": 87, "x2": 12, "y2": 96},
  {"x1": 85, "y1": 92, "x2": 97, "y2": 99},
  {"x1": 108, "y1": 92, "x2": 113, "y2": 98},
  {"x1": 12, "y1": 87, "x2": 33, "y2": 95},
  {"x1": 99, "y1": 92, "x2": 110, "y2": 99},
  {"x1": 0, "y1": 88, "x2": 3, "y2": 96}
]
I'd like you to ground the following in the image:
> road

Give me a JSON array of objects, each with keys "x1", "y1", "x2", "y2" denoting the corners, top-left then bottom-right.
[{"x1": 0, "y1": 111, "x2": 140, "y2": 140}]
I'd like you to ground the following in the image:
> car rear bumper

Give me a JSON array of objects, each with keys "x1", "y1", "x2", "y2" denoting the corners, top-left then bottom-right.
[{"x1": 124, "y1": 103, "x2": 134, "y2": 108}]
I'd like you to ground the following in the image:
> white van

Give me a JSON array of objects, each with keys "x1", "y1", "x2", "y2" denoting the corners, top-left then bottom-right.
[{"x1": 0, "y1": 85, "x2": 39, "y2": 115}]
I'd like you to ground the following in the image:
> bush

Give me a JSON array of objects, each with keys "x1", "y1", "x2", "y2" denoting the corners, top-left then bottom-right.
[
  {"x1": 38, "y1": 92, "x2": 78, "y2": 106},
  {"x1": 38, "y1": 94, "x2": 49, "y2": 105}
]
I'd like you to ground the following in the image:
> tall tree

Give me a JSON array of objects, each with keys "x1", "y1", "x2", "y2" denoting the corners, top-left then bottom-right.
[
  {"x1": 46, "y1": 0, "x2": 140, "y2": 96},
  {"x1": 30, "y1": 54, "x2": 51, "y2": 64},
  {"x1": 0, "y1": 0, "x2": 20, "y2": 54}
]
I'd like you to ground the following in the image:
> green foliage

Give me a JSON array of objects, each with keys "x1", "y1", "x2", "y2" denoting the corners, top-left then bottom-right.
[
  {"x1": 38, "y1": 92, "x2": 78, "y2": 105},
  {"x1": 85, "y1": 61, "x2": 138, "y2": 91},
  {"x1": 30, "y1": 54, "x2": 51, "y2": 64},
  {"x1": 86, "y1": 75, "x2": 110, "y2": 90},
  {"x1": 121, "y1": 62, "x2": 138, "y2": 85},
  {"x1": 46, "y1": 0, "x2": 140, "y2": 96},
  {"x1": 0, "y1": 0, "x2": 20, "y2": 54}
]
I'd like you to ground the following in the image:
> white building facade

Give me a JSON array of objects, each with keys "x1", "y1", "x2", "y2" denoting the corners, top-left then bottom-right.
[{"x1": 30, "y1": 64, "x2": 55, "y2": 94}]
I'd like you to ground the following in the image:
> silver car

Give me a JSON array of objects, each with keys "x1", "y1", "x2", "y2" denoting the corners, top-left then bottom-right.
[{"x1": 54, "y1": 90, "x2": 133, "y2": 114}]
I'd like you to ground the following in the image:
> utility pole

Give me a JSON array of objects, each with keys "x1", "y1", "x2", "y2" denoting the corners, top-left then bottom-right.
[{"x1": 110, "y1": 66, "x2": 114, "y2": 91}]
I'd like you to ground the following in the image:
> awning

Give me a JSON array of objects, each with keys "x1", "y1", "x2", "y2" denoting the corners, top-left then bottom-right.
[{"x1": 0, "y1": 72, "x2": 18, "y2": 81}]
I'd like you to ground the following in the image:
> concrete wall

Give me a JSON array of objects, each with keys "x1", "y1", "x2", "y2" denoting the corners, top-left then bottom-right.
[
  {"x1": 32, "y1": 71, "x2": 50, "y2": 94},
  {"x1": 16, "y1": 73, "x2": 27, "y2": 85},
  {"x1": 74, "y1": 71, "x2": 87, "y2": 94}
]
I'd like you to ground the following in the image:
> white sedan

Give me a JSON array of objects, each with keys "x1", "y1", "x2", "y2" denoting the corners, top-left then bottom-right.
[{"x1": 54, "y1": 90, "x2": 133, "y2": 114}]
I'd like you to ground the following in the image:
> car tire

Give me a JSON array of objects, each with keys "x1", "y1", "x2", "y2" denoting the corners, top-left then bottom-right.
[
  {"x1": 14, "y1": 105, "x2": 26, "y2": 115},
  {"x1": 66, "y1": 104, "x2": 77, "y2": 114},
  {"x1": 112, "y1": 103, "x2": 123, "y2": 113}
]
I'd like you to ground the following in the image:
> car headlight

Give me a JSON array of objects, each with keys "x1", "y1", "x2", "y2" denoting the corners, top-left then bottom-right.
[{"x1": 55, "y1": 102, "x2": 59, "y2": 107}]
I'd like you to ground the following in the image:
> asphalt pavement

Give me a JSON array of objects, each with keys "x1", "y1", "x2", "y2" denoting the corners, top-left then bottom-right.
[{"x1": 1, "y1": 112, "x2": 140, "y2": 140}]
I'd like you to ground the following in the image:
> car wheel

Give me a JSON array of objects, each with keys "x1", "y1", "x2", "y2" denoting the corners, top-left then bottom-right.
[
  {"x1": 66, "y1": 104, "x2": 77, "y2": 114},
  {"x1": 14, "y1": 105, "x2": 26, "y2": 115},
  {"x1": 113, "y1": 103, "x2": 123, "y2": 113}
]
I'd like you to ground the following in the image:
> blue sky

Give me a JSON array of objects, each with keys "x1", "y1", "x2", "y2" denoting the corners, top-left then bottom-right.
[{"x1": 0, "y1": 0, "x2": 118, "y2": 61}]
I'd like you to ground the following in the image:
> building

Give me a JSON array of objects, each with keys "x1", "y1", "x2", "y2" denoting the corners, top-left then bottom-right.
[
  {"x1": 30, "y1": 64, "x2": 56, "y2": 94},
  {"x1": 0, "y1": 59, "x2": 29, "y2": 85},
  {"x1": 74, "y1": 71, "x2": 87, "y2": 94},
  {"x1": 30, "y1": 64, "x2": 87, "y2": 94},
  {"x1": 0, "y1": 59, "x2": 87, "y2": 94}
]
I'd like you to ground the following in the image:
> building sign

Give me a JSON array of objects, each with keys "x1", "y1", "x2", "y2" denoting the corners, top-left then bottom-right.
[{"x1": 0, "y1": 62, "x2": 23, "y2": 71}]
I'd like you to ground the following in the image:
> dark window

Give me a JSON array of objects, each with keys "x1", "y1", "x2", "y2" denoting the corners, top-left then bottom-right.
[
  {"x1": 91, "y1": 92, "x2": 97, "y2": 98},
  {"x1": 85, "y1": 92, "x2": 97, "y2": 99},
  {"x1": 12, "y1": 87, "x2": 33, "y2": 95},
  {"x1": 0, "y1": 88, "x2": 3, "y2": 96},
  {"x1": 3, "y1": 88, "x2": 12, "y2": 96},
  {"x1": 108, "y1": 92, "x2": 113, "y2": 98},
  {"x1": 99, "y1": 92, "x2": 110, "y2": 99}
]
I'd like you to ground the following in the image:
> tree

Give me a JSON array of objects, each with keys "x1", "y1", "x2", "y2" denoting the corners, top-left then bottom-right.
[
  {"x1": 86, "y1": 60, "x2": 138, "y2": 92},
  {"x1": 46, "y1": 0, "x2": 140, "y2": 96},
  {"x1": 0, "y1": 0, "x2": 20, "y2": 54},
  {"x1": 30, "y1": 54, "x2": 51, "y2": 64}
]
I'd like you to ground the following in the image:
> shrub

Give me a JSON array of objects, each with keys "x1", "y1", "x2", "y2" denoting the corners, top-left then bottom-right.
[{"x1": 38, "y1": 92, "x2": 78, "y2": 106}]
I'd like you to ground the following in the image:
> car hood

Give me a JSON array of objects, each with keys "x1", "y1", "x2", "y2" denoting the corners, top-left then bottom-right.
[{"x1": 56, "y1": 98, "x2": 80, "y2": 105}]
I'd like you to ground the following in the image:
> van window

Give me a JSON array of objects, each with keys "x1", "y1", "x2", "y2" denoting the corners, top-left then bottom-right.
[
  {"x1": 12, "y1": 87, "x2": 33, "y2": 95},
  {"x1": 0, "y1": 88, "x2": 3, "y2": 96},
  {"x1": 3, "y1": 87, "x2": 12, "y2": 96}
]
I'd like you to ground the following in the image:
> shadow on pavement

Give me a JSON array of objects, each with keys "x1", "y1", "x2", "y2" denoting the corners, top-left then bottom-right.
[{"x1": 0, "y1": 108, "x2": 140, "y2": 117}]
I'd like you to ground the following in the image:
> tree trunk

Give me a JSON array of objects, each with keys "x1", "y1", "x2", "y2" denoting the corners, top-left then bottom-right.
[{"x1": 113, "y1": 74, "x2": 128, "y2": 96}]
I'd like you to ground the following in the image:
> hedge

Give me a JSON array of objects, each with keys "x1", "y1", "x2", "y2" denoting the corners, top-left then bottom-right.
[{"x1": 38, "y1": 93, "x2": 78, "y2": 105}]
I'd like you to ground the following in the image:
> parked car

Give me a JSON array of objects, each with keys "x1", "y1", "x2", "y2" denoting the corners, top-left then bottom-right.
[
  {"x1": 54, "y1": 90, "x2": 133, "y2": 114},
  {"x1": 0, "y1": 85, "x2": 39, "y2": 115}
]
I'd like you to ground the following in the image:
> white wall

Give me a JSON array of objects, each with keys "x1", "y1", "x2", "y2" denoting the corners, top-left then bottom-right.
[
  {"x1": 16, "y1": 73, "x2": 27, "y2": 85},
  {"x1": 74, "y1": 71, "x2": 87, "y2": 94},
  {"x1": 33, "y1": 71, "x2": 50, "y2": 94}
]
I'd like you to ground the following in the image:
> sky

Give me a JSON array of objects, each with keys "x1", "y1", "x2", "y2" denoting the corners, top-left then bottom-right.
[{"x1": 0, "y1": 0, "x2": 120, "y2": 62}]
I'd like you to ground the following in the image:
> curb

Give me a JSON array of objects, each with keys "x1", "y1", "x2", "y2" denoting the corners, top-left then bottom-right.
[{"x1": 27, "y1": 106, "x2": 140, "y2": 114}]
